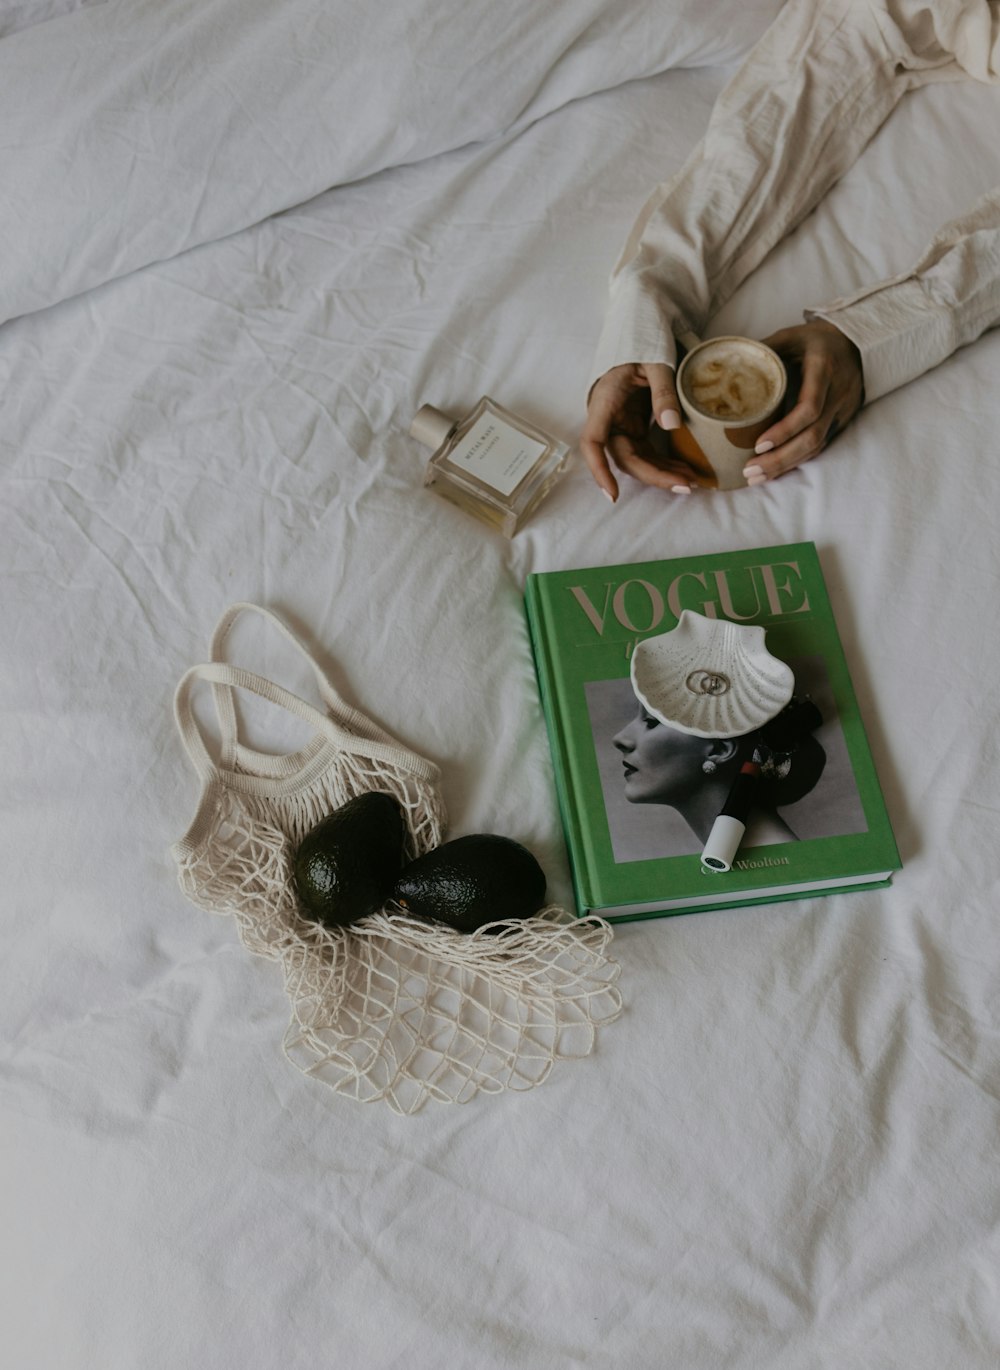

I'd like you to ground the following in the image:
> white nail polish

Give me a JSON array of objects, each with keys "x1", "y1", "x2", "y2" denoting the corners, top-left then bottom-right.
[{"x1": 754, "y1": 439, "x2": 775, "y2": 455}]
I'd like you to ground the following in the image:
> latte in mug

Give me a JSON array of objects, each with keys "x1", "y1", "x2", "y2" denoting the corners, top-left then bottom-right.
[
  {"x1": 674, "y1": 336, "x2": 788, "y2": 489},
  {"x1": 683, "y1": 339, "x2": 785, "y2": 422}
]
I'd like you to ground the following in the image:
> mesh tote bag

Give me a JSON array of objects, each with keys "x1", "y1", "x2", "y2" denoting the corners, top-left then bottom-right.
[{"x1": 171, "y1": 604, "x2": 622, "y2": 1114}]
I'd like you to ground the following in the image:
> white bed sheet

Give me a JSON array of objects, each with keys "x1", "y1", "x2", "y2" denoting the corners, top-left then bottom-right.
[{"x1": 4, "y1": 9, "x2": 1000, "y2": 1369}]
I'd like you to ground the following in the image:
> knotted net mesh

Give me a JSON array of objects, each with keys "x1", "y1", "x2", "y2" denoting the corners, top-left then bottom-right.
[{"x1": 175, "y1": 752, "x2": 622, "y2": 1114}]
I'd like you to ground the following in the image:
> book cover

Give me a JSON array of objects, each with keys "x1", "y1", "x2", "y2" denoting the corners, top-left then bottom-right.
[{"x1": 524, "y1": 542, "x2": 900, "y2": 922}]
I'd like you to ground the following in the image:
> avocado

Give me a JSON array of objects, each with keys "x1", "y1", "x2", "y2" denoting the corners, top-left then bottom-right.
[
  {"x1": 293, "y1": 791, "x2": 406, "y2": 928},
  {"x1": 391, "y1": 834, "x2": 546, "y2": 933}
]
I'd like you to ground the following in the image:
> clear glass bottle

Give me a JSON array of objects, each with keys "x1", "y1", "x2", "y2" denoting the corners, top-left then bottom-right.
[{"x1": 410, "y1": 396, "x2": 571, "y2": 538}]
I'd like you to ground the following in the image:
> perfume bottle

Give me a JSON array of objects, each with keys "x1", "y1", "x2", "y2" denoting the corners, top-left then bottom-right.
[{"x1": 410, "y1": 396, "x2": 571, "y2": 537}]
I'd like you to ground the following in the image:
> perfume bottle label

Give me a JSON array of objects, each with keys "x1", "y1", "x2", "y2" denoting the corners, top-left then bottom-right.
[{"x1": 446, "y1": 413, "x2": 547, "y2": 496}]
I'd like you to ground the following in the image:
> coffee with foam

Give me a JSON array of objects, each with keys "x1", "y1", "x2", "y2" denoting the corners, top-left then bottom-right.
[
  {"x1": 682, "y1": 340, "x2": 784, "y2": 423},
  {"x1": 674, "y1": 334, "x2": 788, "y2": 490}
]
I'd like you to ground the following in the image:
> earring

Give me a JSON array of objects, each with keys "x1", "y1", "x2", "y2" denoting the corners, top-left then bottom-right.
[{"x1": 702, "y1": 759, "x2": 717, "y2": 775}]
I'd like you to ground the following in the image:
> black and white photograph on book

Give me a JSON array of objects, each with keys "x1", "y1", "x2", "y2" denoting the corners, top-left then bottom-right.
[{"x1": 586, "y1": 656, "x2": 867, "y2": 863}]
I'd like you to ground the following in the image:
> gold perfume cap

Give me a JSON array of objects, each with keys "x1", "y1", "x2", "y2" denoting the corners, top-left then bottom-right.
[{"x1": 410, "y1": 404, "x2": 457, "y2": 451}]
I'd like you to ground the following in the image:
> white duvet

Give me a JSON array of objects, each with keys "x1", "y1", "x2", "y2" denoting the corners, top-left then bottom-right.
[
  {"x1": 4, "y1": 2, "x2": 1000, "y2": 1367},
  {"x1": 0, "y1": 0, "x2": 782, "y2": 325}
]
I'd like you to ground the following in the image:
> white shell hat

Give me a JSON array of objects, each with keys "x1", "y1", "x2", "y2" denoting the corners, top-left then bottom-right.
[{"x1": 630, "y1": 610, "x2": 794, "y2": 739}]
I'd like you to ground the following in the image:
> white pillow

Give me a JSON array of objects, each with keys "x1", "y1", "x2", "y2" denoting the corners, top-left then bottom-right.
[{"x1": 0, "y1": 0, "x2": 784, "y2": 324}]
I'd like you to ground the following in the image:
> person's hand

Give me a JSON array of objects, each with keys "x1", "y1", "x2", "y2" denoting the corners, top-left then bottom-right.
[
  {"x1": 581, "y1": 362, "x2": 704, "y2": 503},
  {"x1": 743, "y1": 320, "x2": 864, "y2": 484}
]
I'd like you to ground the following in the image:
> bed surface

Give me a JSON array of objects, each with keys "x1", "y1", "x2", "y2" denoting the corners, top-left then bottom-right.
[{"x1": 4, "y1": 3, "x2": 1000, "y2": 1365}]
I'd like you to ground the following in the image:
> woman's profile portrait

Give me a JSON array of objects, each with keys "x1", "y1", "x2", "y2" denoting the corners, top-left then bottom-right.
[
  {"x1": 612, "y1": 702, "x2": 826, "y2": 851},
  {"x1": 585, "y1": 656, "x2": 867, "y2": 864}
]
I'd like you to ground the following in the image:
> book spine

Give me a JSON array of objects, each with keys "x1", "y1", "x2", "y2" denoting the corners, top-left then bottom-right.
[{"x1": 524, "y1": 579, "x2": 594, "y2": 918}]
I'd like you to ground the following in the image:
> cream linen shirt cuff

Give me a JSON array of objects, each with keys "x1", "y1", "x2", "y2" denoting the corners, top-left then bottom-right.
[
  {"x1": 807, "y1": 277, "x2": 958, "y2": 404},
  {"x1": 588, "y1": 271, "x2": 681, "y2": 392},
  {"x1": 808, "y1": 186, "x2": 1000, "y2": 403}
]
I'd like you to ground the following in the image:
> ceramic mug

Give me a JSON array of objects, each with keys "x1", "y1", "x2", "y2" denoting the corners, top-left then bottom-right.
[{"x1": 673, "y1": 335, "x2": 788, "y2": 490}]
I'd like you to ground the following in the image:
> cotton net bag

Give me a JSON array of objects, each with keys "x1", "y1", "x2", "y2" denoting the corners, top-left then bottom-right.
[{"x1": 171, "y1": 605, "x2": 622, "y2": 1114}]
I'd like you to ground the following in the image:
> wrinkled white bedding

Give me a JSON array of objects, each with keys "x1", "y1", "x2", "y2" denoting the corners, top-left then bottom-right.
[
  {"x1": 4, "y1": 2, "x2": 1000, "y2": 1367},
  {"x1": 0, "y1": 0, "x2": 781, "y2": 325}
]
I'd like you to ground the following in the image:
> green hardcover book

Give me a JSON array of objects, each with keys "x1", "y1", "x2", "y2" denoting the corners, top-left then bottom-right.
[{"x1": 524, "y1": 541, "x2": 900, "y2": 922}]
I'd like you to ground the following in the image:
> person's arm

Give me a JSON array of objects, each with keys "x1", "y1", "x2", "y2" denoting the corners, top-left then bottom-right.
[
  {"x1": 742, "y1": 188, "x2": 1000, "y2": 479},
  {"x1": 584, "y1": 0, "x2": 1000, "y2": 498},
  {"x1": 809, "y1": 186, "x2": 1000, "y2": 404}
]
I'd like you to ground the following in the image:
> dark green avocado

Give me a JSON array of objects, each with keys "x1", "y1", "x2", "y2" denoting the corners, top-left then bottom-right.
[
  {"x1": 392, "y1": 834, "x2": 546, "y2": 933},
  {"x1": 293, "y1": 791, "x2": 406, "y2": 928}
]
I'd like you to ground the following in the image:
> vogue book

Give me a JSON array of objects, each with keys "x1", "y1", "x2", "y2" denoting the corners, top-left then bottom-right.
[{"x1": 524, "y1": 541, "x2": 900, "y2": 922}]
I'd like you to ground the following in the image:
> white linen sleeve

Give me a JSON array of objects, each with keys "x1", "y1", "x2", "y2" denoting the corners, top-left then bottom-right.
[
  {"x1": 806, "y1": 188, "x2": 1000, "y2": 402},
  {"x1": 590, "y1": 0, "x2": 999, "y2": 390}
]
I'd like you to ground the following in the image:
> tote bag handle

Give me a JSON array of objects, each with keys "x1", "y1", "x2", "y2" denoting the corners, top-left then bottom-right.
[{"x1": 174, "y1": 605, "x2": 439, "y2": 788}]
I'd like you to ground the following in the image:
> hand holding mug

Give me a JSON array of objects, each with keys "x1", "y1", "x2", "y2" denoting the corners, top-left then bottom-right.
[
  {"x1": 744, "y1": 321, "x2": 865, "y2": 483},
  {"x1": 583, "y1": 320, "x2": 864, "y2": 499},
  {"x1": 581, "y1": 362, "x2": 703, "y2": 503}
]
